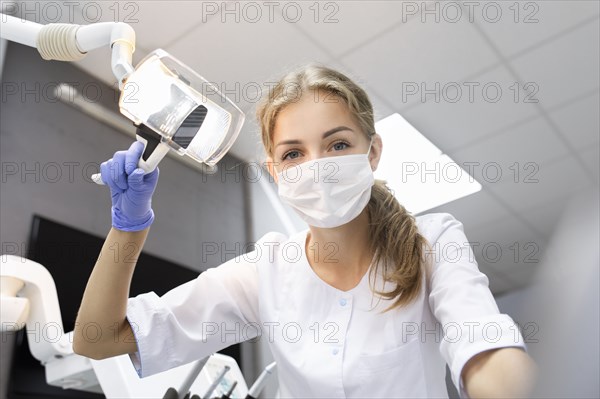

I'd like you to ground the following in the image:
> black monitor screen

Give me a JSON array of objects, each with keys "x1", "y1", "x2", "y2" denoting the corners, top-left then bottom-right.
[{"x1": 7, "y1": 215, "x2": 241, "y2": 398}]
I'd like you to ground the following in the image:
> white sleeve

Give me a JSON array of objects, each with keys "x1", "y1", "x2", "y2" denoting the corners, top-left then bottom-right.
[
  {"x1": 426, "y1": 213, "x2": 527, "y2": 399},
  {"x1": 125, "y1": 232, "x2": 280, "y2": 378}
]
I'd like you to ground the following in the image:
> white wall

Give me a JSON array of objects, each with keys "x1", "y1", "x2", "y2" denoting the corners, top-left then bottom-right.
[{"x1": 495, "y1": 188, "x2": 599, "y2": 398}]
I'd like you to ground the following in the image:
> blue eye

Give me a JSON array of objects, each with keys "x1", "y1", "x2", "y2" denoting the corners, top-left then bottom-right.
[
  {"x1": 332, "y1": 141, "x2": 349, "y2": 151},
  {"x1": 282, "y1": 150, "x2": 300, "y2": 161}
]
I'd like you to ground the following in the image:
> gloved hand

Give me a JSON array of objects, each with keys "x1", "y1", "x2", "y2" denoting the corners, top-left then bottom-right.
[{"x1": 100, "y1": 141, "x2": 160, "y2": 232}]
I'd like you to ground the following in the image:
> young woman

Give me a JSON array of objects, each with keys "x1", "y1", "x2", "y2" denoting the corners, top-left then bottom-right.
[{"x1": 73, "y1": 64, "x2": 537, "y2": 398}]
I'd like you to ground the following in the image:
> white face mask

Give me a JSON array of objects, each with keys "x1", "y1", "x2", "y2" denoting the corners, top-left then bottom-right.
[{"x1": 276, "y1": 141, "x2": 375, "y2": 228}]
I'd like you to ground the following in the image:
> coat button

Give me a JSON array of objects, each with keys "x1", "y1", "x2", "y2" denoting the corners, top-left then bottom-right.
[
  {"x1": 332, "y1": 348, "x2": 339, "y2": 355},
  {"x1": 339, "y1": 298, "x2": 347, "y2": 306}
]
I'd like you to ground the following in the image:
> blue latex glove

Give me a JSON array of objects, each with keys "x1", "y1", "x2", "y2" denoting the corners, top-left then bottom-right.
[{"x1": 100, "y1": 141, "x2": 160, "y2": 232}]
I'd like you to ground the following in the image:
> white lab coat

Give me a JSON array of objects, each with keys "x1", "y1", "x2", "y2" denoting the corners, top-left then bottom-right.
[{"x1": 126, "y1": 212, "x2": 527, "y2": 398}]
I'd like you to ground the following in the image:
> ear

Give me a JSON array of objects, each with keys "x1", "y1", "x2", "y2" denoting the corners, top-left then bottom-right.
[
  {"x1": 369, "y1": 133, "x2": 383, "y2": 172},
  {"x1": 265, "y1": 155, "x2": 279, "y2": 184}
]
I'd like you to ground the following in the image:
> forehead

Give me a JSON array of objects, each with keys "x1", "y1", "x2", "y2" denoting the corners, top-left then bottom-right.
[{"x1": 273, "y1": 90, "x2": 359, "y2": 140}]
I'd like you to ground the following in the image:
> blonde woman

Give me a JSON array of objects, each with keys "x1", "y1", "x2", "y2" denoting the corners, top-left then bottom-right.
[{"x1": 73, "y1": 64, "x2": 537, "y2": 398}]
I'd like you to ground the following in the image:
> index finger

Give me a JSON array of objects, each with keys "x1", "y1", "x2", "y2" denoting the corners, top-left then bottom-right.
[{"x1": 125, "y1": 141, "x2": 145, "y2": 175}]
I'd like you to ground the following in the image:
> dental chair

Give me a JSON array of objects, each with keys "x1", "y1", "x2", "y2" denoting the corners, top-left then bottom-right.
[{"x1": 1, "y1": 255, "x2": 247, "y2": 398}]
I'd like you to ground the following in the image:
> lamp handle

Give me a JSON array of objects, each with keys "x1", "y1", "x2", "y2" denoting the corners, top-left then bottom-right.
[{"x1": 91, "y1": 125, "x2": 169, "y2": 185}]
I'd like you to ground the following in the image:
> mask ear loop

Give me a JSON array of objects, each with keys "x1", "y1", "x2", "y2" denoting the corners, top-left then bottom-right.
[
  {"x1": 366, "y1": 136, "x2": 375, "y2": 171},
  {"x1": 366, "y1": 136, "x2": 375, "y2": 158}
]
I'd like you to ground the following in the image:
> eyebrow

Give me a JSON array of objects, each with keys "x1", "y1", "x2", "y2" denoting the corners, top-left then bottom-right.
[{"x1": 275, "y1": 126, "x2": 354, "y2": 148}]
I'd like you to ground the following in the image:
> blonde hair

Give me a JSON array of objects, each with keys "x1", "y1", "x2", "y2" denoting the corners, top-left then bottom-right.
[{"x1": 256, "y1": 63, "x2": 433, "y2": 312}]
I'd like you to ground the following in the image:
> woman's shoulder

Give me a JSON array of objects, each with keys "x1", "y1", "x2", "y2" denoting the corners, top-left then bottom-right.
[
  {"x1": 254, "y1": 230, "x2": 292, "y2": 246},
  {"x1": 414, "y1": 211, "x2": 459, "y2": 226},
  {"x1": 252, "y1": 229, "x2": 310, "y2": 307},
  {"x1": 204, "y1": 230, "x2": 305, "y2": 289},
  {"x1": 251, "y1": 229, "x2": 309, "y2": 266},
  {"x1": 414, "y1": 212, "x2": 464, "y2": 243}
]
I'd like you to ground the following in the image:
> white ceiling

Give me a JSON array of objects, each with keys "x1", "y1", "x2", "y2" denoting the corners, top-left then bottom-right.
[{"x1": 8, "y1": 1, "x2": 599, "y2": 296}]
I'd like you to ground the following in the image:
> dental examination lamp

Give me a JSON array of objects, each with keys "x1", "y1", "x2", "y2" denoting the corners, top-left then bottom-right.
[{"x1": 0, "y1": 14, "x2": 245, "y2": 181}]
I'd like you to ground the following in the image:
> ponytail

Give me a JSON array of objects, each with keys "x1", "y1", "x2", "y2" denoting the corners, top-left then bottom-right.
[{"x1": 367, "y1": 179, "x2": 433, "y2": 312}]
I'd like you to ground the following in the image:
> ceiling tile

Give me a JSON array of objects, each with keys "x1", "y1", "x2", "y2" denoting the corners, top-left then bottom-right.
[
  {"x1": 166, "y1": 10, "x2": 332, "y2": 103},
  {"x1": 477, "y1": 261, "x2": 519, "y2": 296},
  {"x1": 548, "y1": 91, "x2": 600, "y2": 151},
  {"x1": 327, "y1": 60, "x2": 398, "y2": 120},
  {"x1": 509, "y1": 17, "x2": 600, "y2": 108},
  {"x1": 74, "y1": 1, "x2": 214, "y2": 50},
  {"x1": 500, "y1": 262, "x2": 541, "y2": 289},
  {"x1": 399, "y1": 65, "x2": 542, "y2": 152},
  {"x1": 448, "y1": 116, "x2": 571, "y2": 186},
  {"x1": 578, "y1": 142, "x2": 600, "y2": 184},
  {"x1": 340, "y1": 10, "x2": 500, "y2": 111},
  {"x1": 132, "y1": 2, "x2": 218, "y2": 49},
  {"x1": 477, "y1": 1, "x2": 600, "y2": 58},
  {"x1": 467, "y1": 214, "x2": 545, "y2": 277},
  {"x1": 516, "y1": 186, "x2": 590, "y2": 239},
  {"x1": 422, "y1": 189, "x2": 512, "y2": 235},
  {"x1": 486, "y1": 154, "x2": 591, "y2": 211},
  {"x1": 292, "y1": 1, "x2": 416, "y2": 58},
  {"x1": 467, "y1": 212, "x2": 542, "y2": 251}
]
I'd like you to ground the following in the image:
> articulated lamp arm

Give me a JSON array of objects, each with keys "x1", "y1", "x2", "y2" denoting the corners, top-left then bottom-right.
[{"x1": 0, "y1": 13, "x2": 135, "y2": 88}]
